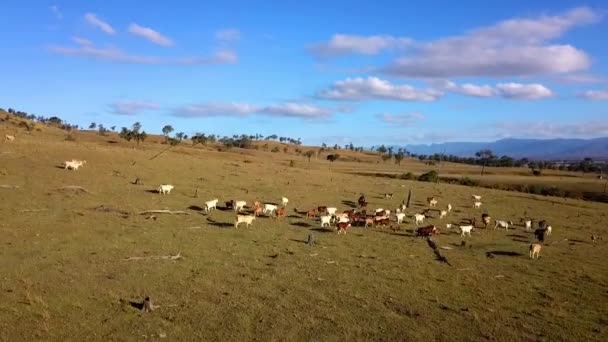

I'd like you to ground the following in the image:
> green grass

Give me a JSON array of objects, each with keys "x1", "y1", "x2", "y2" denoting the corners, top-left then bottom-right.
[{"x1": 0, "y1": 127, "x2": 607, "y2": 340}]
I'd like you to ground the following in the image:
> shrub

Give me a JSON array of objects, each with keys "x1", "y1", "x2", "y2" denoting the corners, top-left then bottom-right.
[
  {"x1": 459, "y1": 177, "x2": 479, "y2": 186},
  {"x1": 271, "y1": 147, "x2": 280, "y2": 153},
  {"x1": 532, "y1": 169, "x2": 542, "y2": 176},
  {"x1": 399, "y1": 172, "x2": 417, "y2": 180},
  {"x1": 289, "y1": 160, "x2": 295, "y2": 167},
  {"x1": 418, "y1": 170, "x2": 439, "y2": 183}
]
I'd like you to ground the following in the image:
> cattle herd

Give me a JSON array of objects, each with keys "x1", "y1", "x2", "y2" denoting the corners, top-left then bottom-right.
[{"x1": 147, "y1": 184, "x2": 557, "y2": 259}]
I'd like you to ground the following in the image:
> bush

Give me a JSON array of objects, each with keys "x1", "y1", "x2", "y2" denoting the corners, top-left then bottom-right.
[
  {"x1": 271, "y1": 147, "x2": 280, "y2": 153},
  {"x1": 418, "y1": 170, "x2": 439, "y2": 183},
  {"x1": 289, "y1": 160, "x2": 295, "y2": 167},
  {"x1": 459, "y1": 177, "x2": 479, "y2": 186},
  {"x1": 532, "y1": 169, "x2": 542, "y2": 176},
  {"x1": 399, "y1": 172, "x2": 417, "y2": 180}
]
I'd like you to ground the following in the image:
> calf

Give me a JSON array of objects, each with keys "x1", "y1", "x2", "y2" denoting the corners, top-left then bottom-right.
[
  {"x1": 253, "y1": 206, "x2": 264, "y2": 217},
  {"x1": 417, "y1": 225, "x2": 438, "y2": 237},
  {"x1": 524, "y1": 220, "x2": 532, "y2": 231},
  {"x1": 414, "y1": 213, "x2": 425, "y2": 225},
  {"x1": 473, "y1": 201, "x2": 482, "y2": 209},
  {"x1": 427, "y1": 197, "x2": 438, "y2": 207},
  {"x1": 281, "y1": 197, "x2": 289, "y2": 206},
  {"x1": 447, "y1": 203, "x2": 452, "y2": 213},
  {"x1": 336, "y1": 222, "x2": 351, "y2": 235},
  {"x1": 529, "y1": 243, "x2": 542, "y2": 259},
  {"x1": 364, "y1": 217, "x2": 374, "y2": 228},
  {"x1": 225, "y1": 200, "x2": 234, "y2": 210},
  {"x1": 439, "y1": 210, "x2": 448, "y2": 219},
  {"x1": 481, "y1": 214, "x2": 491, "y2": 228},
  {"x1": 275, "y1": 207, "x2": 286, "y2": 220},
  {"x1": 396, "y1": 212, "x2": 406, "y2": 224},
  {"x1": 235, "y1": 215, "x2": 256, "y2": 228},
  {"x1": 306, "y1": 208, "x2": 317, "y2": 218},
  {"x1": 158, "y1": 184, "x2": 174, "y2": 195},
  {"x1": 263, "y1": 204, "x2": 278, "y2": 215}
]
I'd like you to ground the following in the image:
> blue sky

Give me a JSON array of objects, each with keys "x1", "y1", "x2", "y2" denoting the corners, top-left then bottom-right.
[{"x1": 1, "y1": 0, "x2": 607, "y2": 146}]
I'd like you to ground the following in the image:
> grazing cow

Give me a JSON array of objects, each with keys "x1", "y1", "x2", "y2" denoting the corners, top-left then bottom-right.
[
  {"x1": 473, "y1": 201, "x2": 482, "y2": 209},
  {"x1": 336, "y1": 213, "x2": 350, "y2": 223},
  {"x1": 263, "y1": 204, "x2": 278, "y2": 215},
  {"x1": 546, "y1": 225, "x2": 552, "y2": 236},
  {"x1": 225, "y1": 200, "x2": 234, "y2": 210},
  {"x1": 336, "y1": 222, "x2": 351, "y2": 235},
  {"x1": 157, "y1": 184, "x2": 174, "y2": 195},
  {"x1": 275, "y1": 207, "x2": 286, "y2": 220},
  {"x1": 396, "y1": 213, "x2": 406, "y2": 224},
  {"x1": 439, "y1": 210, "x2": 448, "y2": 219},
  {"x1": 529, "y1": 243, "x2": 542, "y2": 259},
  {"x1": 253, "y1": 206, "x2": 264, "y2": 217},
  {"x1": 427, "y1": 197, "x2": 438, "y2": 207},
  {"x1": 447, "y1": 203, "x2": 452, "y2": 213},
  {"x1": 5, "y1": 134, "x2": 15, "y2": 142},
  {"x1": 481, "y1": 214, "x2": 491, "y2": 228},
  {"x1": 281, "y1": 197, "x2": 289, "y2": 207},
  {"x1": 472, "y1": 195, "x2": 482, "y2": 201},
  {"x1": 320, "y1": 215, "x2": 332, "y2": 228},
  {"x1": 234, "y1": 200, "x2": 246, "y2": 212},
  {"x1": 494, "y1": 220, "x2": 512, "y2": 230},
  {"x1": 306, "y1": 208, "x2": 317, "y2": 218},
  {"x1": 374, "y1": 216, "x2": 390, "y2": 227},
  {"x1": 459, "y1": 225, "x2": 473, "y2": 237},
  {"x1": 235, "y1": 215, "x2": 256, "y2": 228},
  {"x1": 414, "y1": 213, "x2": 425, "y2": 225},
  {"x1": 417, "y1": 225, "x2": 438, "y2": 237},
  {"x1": 384, "y1": 193, "x2": 393, "y2": 199},
  {"x1": 205, "y1": 199, "x2": 219, "y2": 212},
  {"x1": 64, "y1": 160, "x2": 85, "y2": 171}
]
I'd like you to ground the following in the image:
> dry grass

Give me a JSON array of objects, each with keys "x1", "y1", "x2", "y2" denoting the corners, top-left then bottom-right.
[{"x1": 1, "y1": 123, "x2": 608, "y2": 340}]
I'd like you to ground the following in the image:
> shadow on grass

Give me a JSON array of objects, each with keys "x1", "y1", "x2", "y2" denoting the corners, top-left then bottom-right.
[
  {"x1": 507, "y1": 234, "x2": 528, "y2": 239},
  {"x1": 341, "y1": 200, "x2": 357, "y2": 208},
  {"x1": 206, "y1": 218, "x2": 233, "y2": 228},
  {"x1": 145, "y1": 189, "x2": 159, "y2": 194},
  {"x1": 486, "y1": 251, "x2": 524, "y2": 258},
  {"x1": 128, "y1": 300, "x2": 144, "y2": 310},
  {"x1": 291, "y1": 222, "x2": 311, "y2": 228},
  {"x1": 310, "y1": 227, "x2": 334, "y2": 233},
  {"x1": 188, "y1": 205, "x2": 205, "y2": 211}
]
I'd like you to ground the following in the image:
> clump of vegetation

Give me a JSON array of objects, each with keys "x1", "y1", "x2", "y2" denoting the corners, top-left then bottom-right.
[
  {"x1": 459, "y1": 177, "x2": 479, "y2": 186},
  {"x1": 532, "y1": 169, "x2": 542, "y2": 176},
  {"x1": 119, "y1": 122, "x2": 148, "y2": 145},
  {"x1": 271, "y1": 146, "x2": 280, "y2": 153},
  {"x1": 399, "y1": 172, "x2": 417, "y2": 180},
  {"x1": 289, "y1": 160, "x2": 295, "y2": 167},
  {"x1": 418, "y1": 170, "x2": 439, "y2": 183},
  {"x1": 326, "y1": 154, "x2": 339, "y2": 162}
]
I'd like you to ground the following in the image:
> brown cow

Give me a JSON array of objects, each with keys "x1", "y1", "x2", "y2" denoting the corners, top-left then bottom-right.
[
  {"x1": 417, "y1": 225, "x2": 438, "y2": 237},
  {"x1": 275, "y1": 207, "x2": 285, "y2": 220},
  {"x1": 336, "y1": 222, "x2": 351, "y2": 235},
  {"x1": 306, "y1": 208, "x2": 317, "y2": 218},
  {"x1": 253, "y1": 206, "x2": 264, "y2": 217},
  {"x1": 317, "y1": 206, "x2": 328, "y2": 214}
]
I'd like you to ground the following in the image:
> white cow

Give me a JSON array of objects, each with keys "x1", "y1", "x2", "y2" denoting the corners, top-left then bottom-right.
[
  {"x1": 205, "y1": 199, "x2": 219, "y2": 212},
  {"x1": 524, "y1": 220, "x2": 532, "y2": 231},
  {"x1": 326, "y1": 207, "x2": 337, "y2": 216},
  {"x1": 414, "y1": 213, "x2": 425, "y2": 225},
  {"x1": 447, "y1": 203, "x2": 452, "y2": 213},
  {"x1": 473, "y1": 201, "x2": 482, "y2": 209},
  {"x1": 64, "y1": 160, "x2": 85, "y2": 171},
  {"x1": 546, "y1": 225, "x2": 553, "y2": 236},
  {"x1": 439, "y1": 210, "x2": 448, "y2": 219},
  {"x1": 494, "y1": 220, "x2": 512, "y2": 230},
  {"x1": 459, "y1": 225, "x2": 473, "y2": 237},
  {"x1": 157, "y1": 184, "x2": 174, "y2": 194},
  {"x1": 472, "y1": 195, "x2": 482, "y2": 201},
  {"x1": 320, "y1": 215, "x2": 332, "y2": 227},
  {"x1": 281, "y1": 197, "x2": 289, "y2": 206},
  {"x1": 5, "y1": 134, "x2": 15, "y2": 142},
  {"x1": 396, "y1": 213, "x2": 406, "y2": 224},
  {"x1": 234, "y1": 200, "x2": 247, "y2": 212},
  {"x1": 235, "y1": 215, "x2": 256, "y2": 228},
  {"x1": 263, "y1": 204, "x2": 278, "y2": 215}
]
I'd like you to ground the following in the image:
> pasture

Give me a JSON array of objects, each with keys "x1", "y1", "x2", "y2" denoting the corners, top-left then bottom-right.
[{"x1": 1, "y1": 128, "x2": 607, "y2": 341}]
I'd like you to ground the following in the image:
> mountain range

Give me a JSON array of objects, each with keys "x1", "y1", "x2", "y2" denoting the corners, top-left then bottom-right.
[{"x1": 404, "y1": 138, "x2": 608, "y2": 160}]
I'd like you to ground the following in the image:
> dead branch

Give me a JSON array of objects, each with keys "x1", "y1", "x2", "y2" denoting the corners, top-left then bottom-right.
[
  {"x1": 124, "y1": 252, "x2": 182, "y2": 261},
  {"x1": 0, "y1": 184, "x2": 19, "y2": 189},
  {"x1": 138, "y1": 210, "x2": 189, "y2": 215},
  {"x1": 59, "y1": 186, "x2": 91, "y2": 194}
]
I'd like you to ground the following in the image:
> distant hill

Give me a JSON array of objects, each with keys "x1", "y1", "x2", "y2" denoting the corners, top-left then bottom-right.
[{"x1": 404, "y1": 138, "x2": 608, "y2": 160}]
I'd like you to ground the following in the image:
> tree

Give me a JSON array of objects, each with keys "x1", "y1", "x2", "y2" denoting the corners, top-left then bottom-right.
[
  {"x1": 89, "y1": 122, "x2": 96, "y2": 129},
  {"x1": 161, "y1": 125, "x2": 173, "y2": 138},
  {"x1": 111, "y1": 126, "x2": 116, "y2": 132},
  {"x1": 475, "y1": 149, "x2": 496, "y2": 176},
  {"x1": 377, "y1": 145, "x2": 387, "y2": 154},
  {"x1": 132, "y1": 122, "x2": 142, "y2": 133},
  {"x1": 381, "y1": 154, "x2": 392, "y2": 163},
  {"x1": 135, "y1": 131, "x2": 147, "y2": 145},
  {"x1": 394, "y1": 152, "x2": 405, "y2": 166},
  {"x1": 175, "y1": 132, "x2": 185, "y2": 141}
]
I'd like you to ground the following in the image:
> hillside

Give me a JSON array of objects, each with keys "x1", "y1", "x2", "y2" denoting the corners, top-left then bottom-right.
[{"x1": 405, "y1": 138, "x2": 608, "y2": 160}]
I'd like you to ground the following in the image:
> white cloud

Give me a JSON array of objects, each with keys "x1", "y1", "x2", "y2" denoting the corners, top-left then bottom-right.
[
  {"x1": 50, "y1": 5, "x2": 62, "y2": 19},
  {"x1": 111, "y1": 101, "x2": 160, "y2": 115},
  {"x1": 215, "y1": 29, "x2": 241, "y2": 42},
  {"x1": 495, "y1": 83, "x2": 553, "y2": 100},
  {"x1": 552, "y1": 73, "x2": 606, "y2": 84},
  {"x1": 72, "y1": 36, "x2": 93, "y2": 47},
  {"x1": 49, "y1": 42, "x2": 236, "y2": 65},
  {"x1": 376, "y1": 113, "x2": 425, "y2": 126},
  {"x1": 128, "y1": 23, "x2": 173, "y2": 46},
  {"x1": 84, "y1": 13, "x2": 115, "y2": 35},
  {"x1": 382, "y1": 7, "x2": 599, "y2": 78},
  {"x1": 441, "y1": 80, "x2": 553, "y2": 100},
  {"x1": 317, "y1": 76, "x2": 442, "y2": 102},
  {"x1": 578, "y1": 89, "x2": 608, "y2": 100},
  {"x1": 173, "y1": 102, "x2": 336, "y2": 119},
  {"x1": 309, "y1": 34, "x2": 412, "y2": 58}
]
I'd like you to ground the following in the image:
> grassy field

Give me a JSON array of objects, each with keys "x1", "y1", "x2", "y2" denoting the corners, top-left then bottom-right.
[{"x1": 1, "y1": 123, "x2": 608, "y2": 341}]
